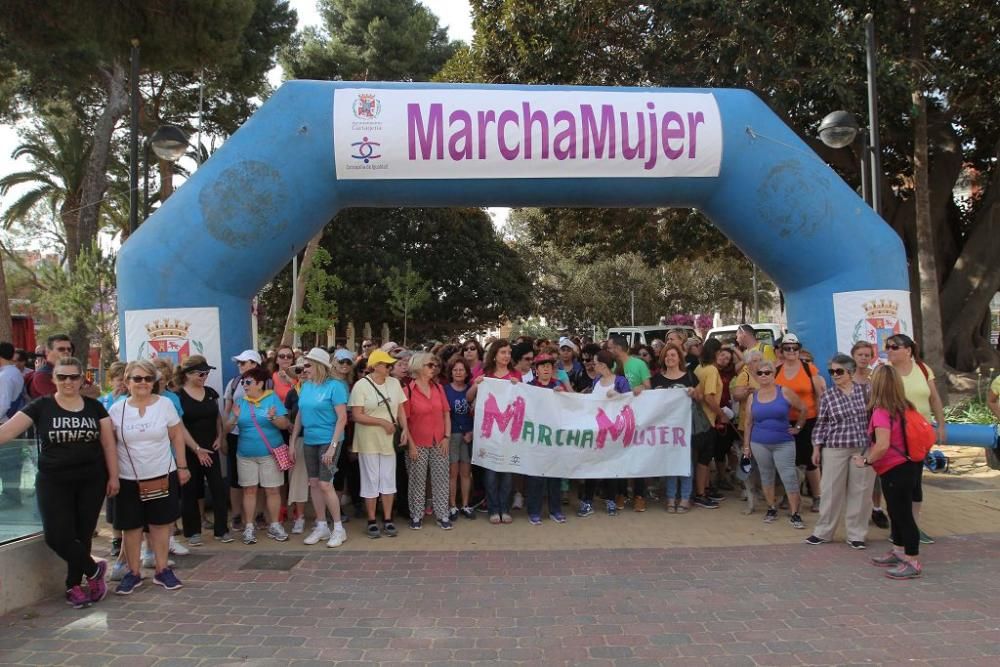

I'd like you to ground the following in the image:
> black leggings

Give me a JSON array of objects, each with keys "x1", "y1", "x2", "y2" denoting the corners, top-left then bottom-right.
[
  {"x1": 881, "y1": 461, "x2": 923, "y2": 557},
  {"x1": 182, "y1": 450, "x2": 228, "y2": 538},
  {"x1": 36, "y1": 470, "x2": 106, "y2": 588}
]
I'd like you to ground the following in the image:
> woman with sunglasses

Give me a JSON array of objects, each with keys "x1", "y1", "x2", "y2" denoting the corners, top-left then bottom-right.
[
  {"x1": 468, "y1": 339, "x2": 522, "y2": 524},
  {"x1": 804, "y1": 354, "x2": 874, "y2": 549},
  {"x1": 775, "y1": 333, "x2": 826, "y2": 513},
  {"x1": 222, "y1": 350, "x2": 266, "y2": 531},
  {"x1": 225, "y1": 366, "x2": 291, "y2": 546},
  {"x1": 402, "y1": 352, "x2": 452, "y2": 530},
  {"x1": 462, "y1": 339, "x2": 484, "y2": 377},
  {"x1": 349, "y1": 349, "x2": 409, "y2": 538},
  {"x1": 853, "y1": 365, "x2": 924, "y2": 579},
  {"x1": 741, "y1": 359, "x2": 809, "y2": 529},
  {"x1": 271, "y1": 345, "x2": 298, "y2": 404},
  {"x1": 884, "y1": 333, "x2": 946, "y2": 544},
  {"x1": 0, "y1": 356, "x2": 118, "y2": 608},
  {"x1": 292, "y1": 348, "x2": 349, "y2": 548},
  {"x1": 176, "y1": 356, "x2": 232, "y2": 546},
  {"x1": 108, "y1": 360, "x2": 189, "y2": 595}
]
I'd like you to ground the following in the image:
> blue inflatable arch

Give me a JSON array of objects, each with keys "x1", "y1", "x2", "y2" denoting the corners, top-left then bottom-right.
[{"x1": 117, "y1": 82, "x2": 907, "y2": 379}]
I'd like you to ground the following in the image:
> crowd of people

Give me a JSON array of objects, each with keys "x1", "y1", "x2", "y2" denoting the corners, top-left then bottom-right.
[{"x1": 0, "y1": 323, "x2": 985, "y2": 609}]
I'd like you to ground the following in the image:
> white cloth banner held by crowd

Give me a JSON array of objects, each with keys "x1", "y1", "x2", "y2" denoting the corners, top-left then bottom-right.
[{"x1": 472, "y1": 379, "x2": 692, "y2": 478}]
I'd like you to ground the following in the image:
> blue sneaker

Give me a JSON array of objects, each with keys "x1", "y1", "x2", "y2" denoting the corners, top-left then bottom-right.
[
  {"x1": 153, "y1": 567, "x2": 183, "y2": 591},
  {"x1": 436, "y1": 519, "x2": 453, "y2": 531},
  {"x1": 576, "y1": 502, "x2": 594, "y2": 518},
  {"x1": 528, "y1": 514, "x2": 542, "y2": 526},
  {"x1": 549, "y1": 512, "x2": 567, "y2": 524},
  {"x1": 408, "y1": 519, "x2": 422, "y2": 530},
  {"x1": 606, "y1": 499, "x2": 618, "y2": 516},
  {"x1": 114, "y1": 571, "x2": 142, "y2": 595}
]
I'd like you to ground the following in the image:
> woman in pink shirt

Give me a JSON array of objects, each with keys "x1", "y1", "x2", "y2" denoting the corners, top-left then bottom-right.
[{"x1": 402, "y1": 352, "x2": 452, "y2": 531}]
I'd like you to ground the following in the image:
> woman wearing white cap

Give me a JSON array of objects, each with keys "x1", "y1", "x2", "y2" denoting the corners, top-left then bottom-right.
[
  {"x1": 222, "y1": 350, "x2": 266, "y2": 531},
  {"x1": 291, "y1": 348, "x2": 349, "y2": 548}
]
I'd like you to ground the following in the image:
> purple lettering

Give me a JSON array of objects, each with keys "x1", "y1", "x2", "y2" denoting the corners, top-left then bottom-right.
[
  {"x1": 408, "y1": 103, "x2": 443, "y2": 160},
  {"x1": 620, "y1": 111, "x2": 645, "y2": 160},
  {"x1": 661, "y1": 111, "x2": 685, "y2": 160},
  {"x1": 553, "y1": 111, "x2": 576, "y2": 160},
  {"x1": 522, "y1": 103, "x2": 549, "y2": 159},
  {"x1": 581, "y1": 104, "x2": 615, "y2": 159},
  {"x1": 672, "y1": 426, "x2": 687, "y2": 447},
  {"x1": 448, "y1": 110, "x2": 473, "y2": 160},
  {"x1": 476, "y1": 110, "x2": 496, "y2": 160},
  {"x1": 497, "y1": 109, "x2": 520, "y2": 160},
  {"x1": 687, "y1": 111, "x2": 704, "y2": 158}
]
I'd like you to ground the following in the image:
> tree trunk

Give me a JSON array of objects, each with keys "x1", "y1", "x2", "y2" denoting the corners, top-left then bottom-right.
[
  {"x1": 910, "y1": 0, "x2": 946, "y2": 387},
  {"x1": 60, "y1": 192, "x2": 82, "y2": 269},
  {"x1": 77, "y1": 60, "x2": 128, "y2": 263},
  {"x1": 0, "y1": 251, "x2": 14, "y2": 344},
  {"x1": 280, "y1": 231, "x2": 323, "y2": 346}
]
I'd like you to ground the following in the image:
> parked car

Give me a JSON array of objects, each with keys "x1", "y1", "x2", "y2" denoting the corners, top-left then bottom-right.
[
  {"x1": 607, "y1": 325, "x2": 697, "y2": 348},
  {"x1": 706, "y1": 323, "x2": 783, "y2": 348}
]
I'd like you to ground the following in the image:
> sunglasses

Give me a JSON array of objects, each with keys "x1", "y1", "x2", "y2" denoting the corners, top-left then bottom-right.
[
  {"x1": 188, "y1": 370, "x2": 209, "y2": 378},
  {"x1": 55, "y1": 373, "x2": 81, "y2": 381},
  {"x1": 241, "y1": 378, "x2": 256, "y2": 386},
  {"x1": 885, "y1": 343, "x2": 902, "y2": 351},
  {"x1": 130, "y1": 375, "x2": 155, "y2": 383},
  {"x1": 277, "y1": 353, "x2": 294, "y2": 359},
  {"x1": 755, "y1": 370, "x2": 773, "y2": 377},
  {"x1": 338, "y1": 359, "x2": 353, "y2": 365},
  {"x1": 781, "y1": 346, "x2": 800, "y2": 352},
  {"x1": 828, "y1": 368, "x2": 848, "y2": 376},
  {"x1": 362, "y1": 343, "x2": 374, "y2": 348},
  {"x1": 463, "y1": 346, "x2": 477, "y2": 352},
  {"x1": 425, "y1": 362, "x2": 439, "y2": 369}
]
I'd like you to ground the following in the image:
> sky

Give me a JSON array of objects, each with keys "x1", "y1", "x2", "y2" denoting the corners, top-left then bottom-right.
[{"x1": 0, "y1": 0, "x2": 510, "y2": 235}]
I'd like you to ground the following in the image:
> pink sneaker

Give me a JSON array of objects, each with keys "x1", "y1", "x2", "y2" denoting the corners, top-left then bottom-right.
[
  {"x1": 87, "y1": 559, "x2": 108, "y2": 603},
  {"x1": 65, "y1": 585, "x2": 91, "y2": 609}
]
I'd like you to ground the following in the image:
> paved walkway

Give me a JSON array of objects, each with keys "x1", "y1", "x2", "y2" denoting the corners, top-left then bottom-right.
[{"x1": 1, "y1": 466, "x2": 999, "y2": 666}]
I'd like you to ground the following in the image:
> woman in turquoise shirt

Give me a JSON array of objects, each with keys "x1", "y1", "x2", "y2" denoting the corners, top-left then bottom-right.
[
  {"x1": 290, "y1": 348, "x2": 349, "y2": 548},
  {"x1": 225, "y1": 366, "x2": 290, "y2": 546}
]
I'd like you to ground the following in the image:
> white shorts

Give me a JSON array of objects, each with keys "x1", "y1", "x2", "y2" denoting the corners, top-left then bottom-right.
[
  {"x1": 359, "y1": 453, "x2": 396, "y2": 498},
  {"x1": 237, "y1": 455, "x2": 284, "y2": 488}
]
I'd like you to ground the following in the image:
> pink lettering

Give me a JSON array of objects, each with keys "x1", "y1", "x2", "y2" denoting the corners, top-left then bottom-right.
[
  {"x1": 553, "y1": 111, "x2": 576, "y2": 160},
  {"x1": 448, "y1": 110, "x2": 473, "y2": 160},
  {"x1": 476, "y1": 110, "x2": 496, "y2": 159},
  {"x1": 687, "y1": 111, "x2": 704, "y2": 158},
  {"x1": 522, "y1": 103, "x2": 549, "y2": 159},
  {"x1": 408, "y1": 103, "x2": 443, "y2": 160},
  {"x1": 595, "y1": 406, "x2": 636, "y2": 449},
  {"x1": 581, "y1": 104, "x2": 615, "y2": 159},
  {"x1": 661, "y1": 111, "x2": 685, "y2": 160},
  {"x1": 497, "y1": 110, "x2": 520, "y2": 160},
  {"x1": 480, "y1": 394, "x2": 526, "y2": 441}
]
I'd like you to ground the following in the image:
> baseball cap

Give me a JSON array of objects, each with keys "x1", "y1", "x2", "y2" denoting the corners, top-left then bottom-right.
[
  {"x1": 333, "y1": 348, "x2": 354, "y2": 363},
  {"x1": 532, "y1": 353, "x2": 556, "y2": 366},
  {"x1": 366, "y1": 349, "x2": 397, "y2": 368},
  {"x1": 558, "y1": 337, "x2": 578, "y2": 353},
  {"x1": 781, "y1": 333, "x2": 801, "y2": 347},
  {"x1": 232, "y1": 350, "x2": 262, "y2": 365}
]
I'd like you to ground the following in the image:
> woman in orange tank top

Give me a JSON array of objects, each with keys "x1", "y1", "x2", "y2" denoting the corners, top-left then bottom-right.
[{"x1": 775, "y1": 334, "x2": 826, "y2": 513}]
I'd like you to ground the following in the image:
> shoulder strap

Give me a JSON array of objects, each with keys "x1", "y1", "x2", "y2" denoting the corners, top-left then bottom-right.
[
  {"x1": 916, "y1": 360, "x2": 930, "y2": 381},
  {"x1": 364, "y1": 376, "x2": 398, "y2": 427},
  {"x1": 248, "y1": 402, "x2": 277, "y2": 454}
]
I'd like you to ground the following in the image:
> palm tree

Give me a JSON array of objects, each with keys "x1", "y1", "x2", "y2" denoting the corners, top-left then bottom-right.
[{"x1": 0, "y1": 118, "x2": 90, "y2": 268}]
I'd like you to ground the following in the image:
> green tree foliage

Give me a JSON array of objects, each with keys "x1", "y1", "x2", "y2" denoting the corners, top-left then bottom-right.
[
  {"x1": 34, "y1": 246, "x2": 118, "y2": 366},
  {"x1": 384, "y1": 260, "x2": 431, "y2": 346},
  {"x1": 256, "y1": 207, "x2": 533, "y2": 344},
  {"x1": 457, "y1": 0, "x2": 1000, "y2": 369},
  {"x1": 293, "y1": 246, "x2": 343, "y2": 346},
  {"x1": 281, "y1": 0, "x2": 460, "y2": 81}
]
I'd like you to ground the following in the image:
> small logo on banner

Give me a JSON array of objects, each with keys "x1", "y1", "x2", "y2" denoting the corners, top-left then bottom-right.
[
  {"x1": 350, "y1": 137, "x2": 382, "y2": 164},
  {"x1": 854, "y1": 299, "x2": 905, "y2": 357},
  {"x1": 352, "y1": 93, "x2": 381, "y2": 120}
]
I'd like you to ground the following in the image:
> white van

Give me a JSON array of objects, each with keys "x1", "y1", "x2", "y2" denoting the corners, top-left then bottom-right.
[
  {"x1": 607, "y1": 325, "x2": 697, "y2": 348},
  {"x1": 706, "y1": 323, "x2": 783, "y2": 348}
]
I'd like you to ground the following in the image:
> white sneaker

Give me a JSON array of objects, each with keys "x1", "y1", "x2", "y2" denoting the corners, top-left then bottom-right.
[
  {"x1": 109, "y1": 560, "x2": 129, "y2": 581},
  {"x1": 266, "y1": 523, "x2": 289, "y2": 542},
  {"x1": 326, "y1": 527, "x2": 347, "y2": 548},
  {"x1": 168, "y1": 536, "x2": 190, "y2": 556},
  {"x1": 303, "y1": 523, "x2": 331, "y2": 545},
  {"x1": 291, "y1": 517, "x2": 306, "y2": 534},
  {"x1": 512, "y1": 492, "x2": 524, "y2": 510},
  {"x1": 141, "y1": 552, "x2": 176, "y2": 569}
]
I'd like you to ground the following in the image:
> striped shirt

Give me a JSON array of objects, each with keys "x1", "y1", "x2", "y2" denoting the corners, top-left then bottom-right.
[{"x1": 811, "y1": 382, "x2": 869, "y2": 448}]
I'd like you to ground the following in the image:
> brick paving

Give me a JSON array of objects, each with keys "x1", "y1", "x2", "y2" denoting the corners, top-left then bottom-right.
[{"x1": 1, "y1": 531, "x2": 1000, "y2": 666}]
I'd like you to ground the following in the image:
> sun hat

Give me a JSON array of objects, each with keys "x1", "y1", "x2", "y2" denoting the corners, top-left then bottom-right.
[
  {"x1": 333, "y1": 348, "x2": 354, "y2": 363},
  {"x1": 781, "y1": 333, "x2": 801, "y2": 347},
  {"x1": 366, "y1": 349, "x2": 397, "y2": 368},
  {"x1": 304, "y1": 347, "x2": 331, "y2": 369},
  {"x1": 532, "y1": 353, "x2": 556, "y2": 366},
  {"x1": 232, "y1": 349, "x2": 262, "y2": 364},
  {"x1": 182, "y1": 359, "x2": 216, "y2": 373},
  {"x1": 558, "y1": 337, "x2": 578, "y2": 353}
]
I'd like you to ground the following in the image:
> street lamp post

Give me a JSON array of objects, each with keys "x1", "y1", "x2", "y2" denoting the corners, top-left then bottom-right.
[
  {"x1": 818, "y1": 14, "x2": 882, "y2": 216},
  {"x1": 141, "y1": 125, "x2": 190, "y2": 223}
]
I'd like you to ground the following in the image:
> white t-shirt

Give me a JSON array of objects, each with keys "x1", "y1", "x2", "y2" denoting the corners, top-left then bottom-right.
[
  {"x1": 224, "y1": 376, "x2": 247, "y2": 435},
  {"x1": 109, "y1": 395, "x2": 181, "y2": 480}
]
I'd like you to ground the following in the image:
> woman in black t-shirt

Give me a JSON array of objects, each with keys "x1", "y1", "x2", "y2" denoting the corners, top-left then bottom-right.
[
  {"x1": 651, "y1": 345, "x2": 700, "y2": 513},
  {"x1": 175, "y1": 356, "x2": 230, "y2": 545},
  {"x1": 0, "y1": 357, "x2": 118, "y2": 609}
]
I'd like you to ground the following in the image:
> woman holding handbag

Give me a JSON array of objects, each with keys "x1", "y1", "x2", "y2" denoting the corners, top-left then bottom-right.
[
  {"x1": 225, "y1": 365, "x2": 291, "y2": 546},
  {"x1": 108, "y1": 360, "x2": 189, "y2": 595}
]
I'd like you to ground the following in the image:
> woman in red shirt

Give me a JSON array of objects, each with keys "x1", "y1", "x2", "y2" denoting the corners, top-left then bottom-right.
[{"x1": 402, "y1": 352, "x2": 452, "y2": 531}]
